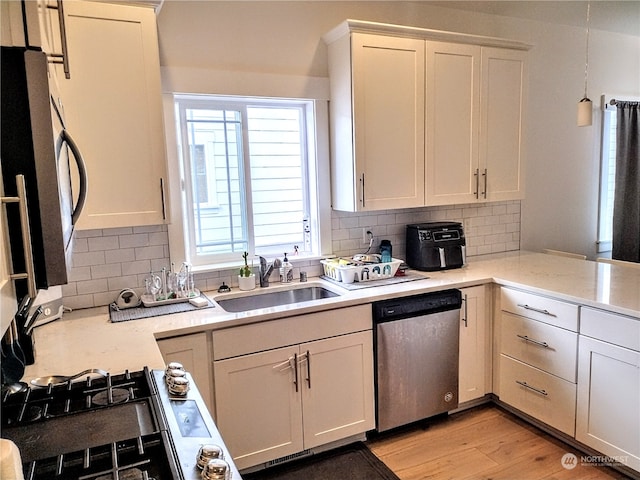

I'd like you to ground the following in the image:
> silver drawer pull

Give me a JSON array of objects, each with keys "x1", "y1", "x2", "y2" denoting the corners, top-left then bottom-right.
[
  {"x1": 517, "y1": 303, "x2": 557, "y2": 317},
  {"x1": 516, "y1": 334, "x2": 550, "y2": 348},
  {"x1": 515, "y1": 380, "x2": 548, "y2": 396}
]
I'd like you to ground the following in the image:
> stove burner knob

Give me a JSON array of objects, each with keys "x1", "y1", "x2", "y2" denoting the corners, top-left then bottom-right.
[
  {"x1": 168, "y1": 376, "x2": 190, "y2": 396},
  {"x1": 165, "y1": 368, "x2": 187, "y2": 386},
  {"x1": 166, "y1": 361, "x2": 184, "y2": 373},
  {"x1": 197, "y1": 444, "x2": 224, "y2": 470},
  {"x1": 201, "y1": 458, "x2": 231, "y2": 480}
]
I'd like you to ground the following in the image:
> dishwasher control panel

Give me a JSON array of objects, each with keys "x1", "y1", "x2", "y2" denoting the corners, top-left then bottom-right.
[{"x1": 373, "y1": 289, "x2": 462, "y2": 322}]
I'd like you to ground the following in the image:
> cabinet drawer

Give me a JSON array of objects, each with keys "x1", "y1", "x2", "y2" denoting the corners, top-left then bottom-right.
[
  {"x1": 501, "y1": 287, "x2": 578, "y2": 331},
  {"x1": 499, "y1": 354, "x2": 576, "y2": 436},
  {"x1": 581, "y1": 307, "x2": 640, "y2": 352},
  {"x1": 501, "y1": 313, "x2": 577, "y2": 381},
  {"x1": 213, "y1": 305, "x2": 371, "y2": 360}
]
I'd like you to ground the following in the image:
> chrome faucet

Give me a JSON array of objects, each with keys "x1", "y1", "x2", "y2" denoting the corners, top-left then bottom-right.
[{"x1": 259, "y1": 256, "x2": 281, "y2": 287}]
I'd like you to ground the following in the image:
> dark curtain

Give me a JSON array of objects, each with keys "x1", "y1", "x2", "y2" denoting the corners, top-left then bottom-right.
[{"x1": 612, "y1": 101, "x2": 640, "y2": 262}]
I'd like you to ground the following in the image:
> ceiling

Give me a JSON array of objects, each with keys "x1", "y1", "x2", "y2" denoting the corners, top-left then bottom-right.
[{"x1": 427, "y1": 1, "x2": 640, "y2": 36}]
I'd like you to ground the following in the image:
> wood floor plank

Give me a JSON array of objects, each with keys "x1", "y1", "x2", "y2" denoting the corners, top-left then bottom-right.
[{"x1": 367, "y1": 404, "x2": 631, "y2": 480}]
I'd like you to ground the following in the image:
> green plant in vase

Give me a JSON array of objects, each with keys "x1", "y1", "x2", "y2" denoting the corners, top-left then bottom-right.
[{"x1": 239, "y1": 251, "x2": 253, "y2": 277}]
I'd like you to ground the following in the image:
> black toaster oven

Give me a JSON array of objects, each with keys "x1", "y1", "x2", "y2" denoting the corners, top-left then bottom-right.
[{"x1": 406, "y1": 222, "x2": 466, "y2": 271}]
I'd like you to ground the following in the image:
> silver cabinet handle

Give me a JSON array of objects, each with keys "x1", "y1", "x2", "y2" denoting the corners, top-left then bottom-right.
[
  {"x1": 515, "y1": 380, "x2": 548, "y2": 396},
  {"x1": 461, "y1": 294, "x2": 468, "y2": 328},
  {"x1": 482, "y1": 168, "x2": 487, "y2": 198},
  {"x1": 292, "y1": 353, "x2": 299, "y2": 392},
  {"x1": 160, "y1": 178, "x2": 167, "y2": 220},
  {"x1": 46, "y1": 0, "x2": 71, "y2": 79},
  {"x1": 474, "y1": 168, "x2": 479, "y2": 198},
  {"x1": 516, "y1": 334, "x2": 549, "y2": 348},
  {"x1": 360, "y1": 173, "x2": 366, "y2": 207},
  {"x1": 302, "y1": 350, "x2": 311, "y2": 389},
  {"x1": 1, "y1": 175, "x2": 37, "y2": 298},
  {"x1": 517, "y1": 303, "x2": 557, "y2": 317}
]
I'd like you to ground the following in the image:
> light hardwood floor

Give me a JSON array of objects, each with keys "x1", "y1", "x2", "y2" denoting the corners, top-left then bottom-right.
[{"x1": 367, "y1": 404, "x2": 631, "y2": 480}]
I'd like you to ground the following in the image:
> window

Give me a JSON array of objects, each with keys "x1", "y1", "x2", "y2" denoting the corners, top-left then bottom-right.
[
  {"x1": 173, "y1": 95, "x2": 324, "y2": 267},
  {"x1": 597, "y1": 104, "x2": 617, "y2": 253}
]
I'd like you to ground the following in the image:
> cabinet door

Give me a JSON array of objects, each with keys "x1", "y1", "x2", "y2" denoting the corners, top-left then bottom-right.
[
  {"x1": 156, "y1": 332, "x2": 213, "y2": 414},
  {"x1": 351, "y1": 33, "x2": 425, "y2": 211},
  {"x1": 425, "y1": 42, "x2": 480, "y2": 206},
  {"x1": 301, "y1": 331, "x2": 375, "y2": 448},
  {"x1": 214, "y1": 347, "x2": 303, "y2": 470},
  {"x1": 57, "y1": 2, "x2": 166, "y2": 229},
  {"x1": 480, "y1": 48, "x2": 526, "y2": 201},
  {"x1": 576, "y1": 336, "x2": 640, "y2": 472},
  {"x1": 459, "y1": 285, "x2": 488, "y2": 404}
]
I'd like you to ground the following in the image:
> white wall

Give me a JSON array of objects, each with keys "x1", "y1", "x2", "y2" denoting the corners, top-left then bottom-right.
[{"x1": 157, "y1": 1, "x2": 640, "y2": 260}]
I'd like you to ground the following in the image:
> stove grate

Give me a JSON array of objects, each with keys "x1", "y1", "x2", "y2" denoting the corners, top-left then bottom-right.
[{"x1": 22, "y1": 433, "x2": 175, "y2": 480}]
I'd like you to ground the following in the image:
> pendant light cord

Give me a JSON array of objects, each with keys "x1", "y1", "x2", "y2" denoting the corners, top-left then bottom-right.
[{"x1": 583, "y1": 2, "x2": 591, "y2": 100}]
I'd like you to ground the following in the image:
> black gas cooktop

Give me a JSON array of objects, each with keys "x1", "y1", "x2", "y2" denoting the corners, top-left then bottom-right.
[{"x1": 1, "y1": 368, "x2": 181, "y2": 480}]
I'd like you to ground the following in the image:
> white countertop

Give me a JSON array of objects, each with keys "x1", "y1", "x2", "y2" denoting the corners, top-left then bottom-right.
[{"x1": 23, "y1": 251, "x2": 640, "y2": 382}]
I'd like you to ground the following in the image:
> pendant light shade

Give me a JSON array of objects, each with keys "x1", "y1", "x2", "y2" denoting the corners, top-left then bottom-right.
[
  {"x1": 577, "y1": 97, "x2": 592, "y2": 126},
  {"x1": 578, "y1": 3, "x2": 592, "y2": 127}
]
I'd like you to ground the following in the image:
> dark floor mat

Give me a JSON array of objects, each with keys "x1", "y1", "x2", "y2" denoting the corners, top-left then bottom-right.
[{"x1": 242, "y1": 442, "x2": 400, "y2": 480}]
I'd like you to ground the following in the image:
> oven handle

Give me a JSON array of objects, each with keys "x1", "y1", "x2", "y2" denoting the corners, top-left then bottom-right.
[{"x1": 56, "y1": 129, "x2": 88, "y2": 225}]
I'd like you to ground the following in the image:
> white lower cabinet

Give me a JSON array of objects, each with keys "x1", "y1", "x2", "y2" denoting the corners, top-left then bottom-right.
[
  {"x1": 497, "y1": 287, "x2": 578, "y2": 436},
  {"x1": 156, "y1": 332, "x2": 213, "y2": 414},
  {"x1": 458, "y1": 285, "x2": 489, "y2": 404},
  {"x1": 576, "y1": 308, "x2": 640, "y2": 473},
  {"x1": 212, "y1": 306, "x2": 374, "y2": 470}
]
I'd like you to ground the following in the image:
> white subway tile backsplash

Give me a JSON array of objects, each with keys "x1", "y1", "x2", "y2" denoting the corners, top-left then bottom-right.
[
  {"x1": 88, "y1": 235, "x2": 120, "y2": 251},
  {"x1": 90, "y1": 263, "x2": 122, "y2": 279},
  {"x1": 134, "y1": 245, "x2": 165, "y2": 260},
  {"x1": 65, "y1": 201, "x2": 520, "y2": 308},
  {"x1": 72, "y1": 251, "x2": 106, "y2": 267},
  {"x1": 76, "y1": 278, "x2": 108, "y2": 295},
  {"x1": 121, "y1": 260, "x2": 152, "y2": 276},
  {"x1": 105, "y1": 248, "x2": 136, "y2": 264},
  {"x1": 120, "y1": 233, "x2": 150, "y2": 249}
]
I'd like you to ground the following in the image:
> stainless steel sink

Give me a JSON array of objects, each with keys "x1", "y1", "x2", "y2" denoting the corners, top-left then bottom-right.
[{"x1": 216, "y1": 285, "x2": 340, "y2": 312}]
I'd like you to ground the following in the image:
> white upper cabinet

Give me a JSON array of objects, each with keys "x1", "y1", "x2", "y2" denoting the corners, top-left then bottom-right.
[
  {"x1": 325, "y1": 20, "x2": 530, "y2": 211},
  {"x1": 480, "y1": 47, "x2": 527, "y2": 202},
  {"x1": 425, "y1": 42, "x2": 480, "y2": 205},
  {"x1": 425, "y1": 43, "x2": 527, "y2": 205},
  {"x1": 54, "y1": 1, "x2": 167, "y2": 229},
  {"x1": 327, "y1": 32, "x2": 425, "y2": 211}
]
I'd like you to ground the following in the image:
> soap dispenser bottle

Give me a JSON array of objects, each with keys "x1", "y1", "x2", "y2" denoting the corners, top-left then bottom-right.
[{"x1": 280, "y1": 253, "x2": 293, "y2": 283}]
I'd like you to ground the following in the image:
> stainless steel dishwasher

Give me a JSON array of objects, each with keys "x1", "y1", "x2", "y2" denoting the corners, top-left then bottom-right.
[{"x1": 373, "y1": 289, "x2": 462, "y2": 432}]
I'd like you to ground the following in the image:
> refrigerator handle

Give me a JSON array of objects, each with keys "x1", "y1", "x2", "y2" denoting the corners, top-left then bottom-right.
[
  {"x1": 56, "y1": 129, "x2": 87, "y2": 225},
  {"x1": 1, "y1": 175, "x2": 38, "y2": 299}
]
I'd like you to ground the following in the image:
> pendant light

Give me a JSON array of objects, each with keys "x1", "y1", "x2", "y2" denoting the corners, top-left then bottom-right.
[{"x1": 577, "y1": 2, "x2": 592, "y2": 126}]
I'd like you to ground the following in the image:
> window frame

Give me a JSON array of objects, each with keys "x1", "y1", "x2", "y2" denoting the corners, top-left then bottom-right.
[
  {"x1": 164, "y1": 93, "x2": 332, "y2": 272},
  {"x1": 597, "y1": 98, "x2": 616, "y2": 253}
]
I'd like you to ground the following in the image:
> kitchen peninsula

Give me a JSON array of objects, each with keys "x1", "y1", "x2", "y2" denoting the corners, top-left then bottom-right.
[{"x1": 22, "y1": 250, "x2": 640, "y2": 476}]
